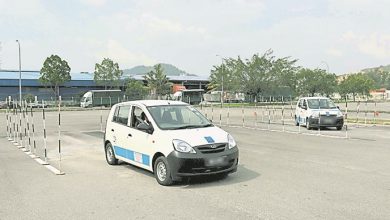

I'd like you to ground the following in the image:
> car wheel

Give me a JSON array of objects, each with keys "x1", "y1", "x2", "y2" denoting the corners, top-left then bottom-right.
[
  {"x1": 306, "y1": 118, "x2": 311, "y2": 130},
  {"x1": 336, "y1": 126, "x2": 342, "y2": 131},
  {"x1": 295, "y1": 115, "x2": 299, "y2": 126},
  {"x1": 105, "y1": 142, "x2": 118, "y2": 165},
  {"x1": 154, "y1": 156, "x2": 173, "y2": 186}
]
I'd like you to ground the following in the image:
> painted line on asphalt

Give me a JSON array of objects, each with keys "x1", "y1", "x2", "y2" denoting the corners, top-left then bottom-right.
[{"x1": 223, "y1": 124, "x2": 348, "y2": 139}]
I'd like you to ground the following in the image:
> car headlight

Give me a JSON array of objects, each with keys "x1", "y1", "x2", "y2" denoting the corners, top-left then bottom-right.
[
  {"x1": 337, "y1": 111, "x2": 343, "y2": 117},
  {"x1": 172, "y1": 139, "x2": 196, "y2": 153},
  {"x1": 228, "y1": 134, "x2": 237, "y2": 149}
]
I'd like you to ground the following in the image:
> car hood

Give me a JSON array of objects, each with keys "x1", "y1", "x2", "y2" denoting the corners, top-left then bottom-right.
[
  {"x1": 161, "y1": 126, "x2": 229, "y2": 146},
  {"x1": 310, "y1": 109, "x2": 341, "y2": 116}
]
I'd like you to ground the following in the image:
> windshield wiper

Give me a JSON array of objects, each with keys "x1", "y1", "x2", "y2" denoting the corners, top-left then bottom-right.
[
  {"x1": 171, "y1": 124, "x2": 213, "y2": 130},
  {"x1": 199, "y1": 123, "x2": 213, "y2": 127}
]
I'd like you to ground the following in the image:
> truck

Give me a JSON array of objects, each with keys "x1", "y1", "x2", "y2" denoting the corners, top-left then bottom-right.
[
  {"x1": 80, "y1": 90, "x2": 123, "y2": 108},
  {"x1": 172, "y1": 89, "x2": 204, "y2": 105}
]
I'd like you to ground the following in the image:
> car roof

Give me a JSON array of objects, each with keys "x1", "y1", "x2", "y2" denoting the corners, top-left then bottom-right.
[{"x1": 116, "y1": 100, "x2": 189, "y2": 107}]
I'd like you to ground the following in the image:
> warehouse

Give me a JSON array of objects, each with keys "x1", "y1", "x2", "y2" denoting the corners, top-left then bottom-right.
[{"x1": 0, "y1": 70, "x2": 209, "y2": 100}]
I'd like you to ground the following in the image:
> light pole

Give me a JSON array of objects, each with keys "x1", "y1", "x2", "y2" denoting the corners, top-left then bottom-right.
[
  {"x1": 321, "y1": 61, "x2": 329, "y2": 73},
  {"x1": 16, "y1": 40, "x2": 22, "y2": 105},
  {"x1": 216, "y1": 54, "x2": 224, "y2": 105}
]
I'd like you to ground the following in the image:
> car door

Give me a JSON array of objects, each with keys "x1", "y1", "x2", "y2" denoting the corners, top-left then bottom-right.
[
  {"x1": 300, "y1": 99, "x2": 308, "y2": 124},
  {"x1": 121, "y1": 105, "x2": 154, "y2": 170},
  {"x1": 296, "y1": 99, "x2": 305, "y2": 124},
  {"x1": 109, "y1": 104, "x2": 131, "y2": 162}
]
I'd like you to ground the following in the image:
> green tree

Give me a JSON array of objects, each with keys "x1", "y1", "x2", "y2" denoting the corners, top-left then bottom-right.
[
  {"x1": 270, "y1": 56, "x2": 299, "y2": 97},
  {"x1": 94, "y1": 58, "x2": 123, "y2": 90},
  {"x1": 39, "y1": 55, "x2": 71, "y2": 99},
  {"x1": 208, "y1": 58, "x2": 241, "y2": 92},
  {"x1": 296, "y1": 68, "x2": 336, "y2": 97},
  {"x1": 365, "y1": 69, "x2": 390, "y2": 89},
  {"x1": 144, "y1": 64, "x2": 172, "y2": 99},
  {"x1": 125, "y1": 78, "x2": 148, "y2": 100},
  {"x1": 338, "y1": 73, "x2": 374, "y2": 101},
  {"x1": 208, "y1": 50, "x2": 300, "y2": 102}
]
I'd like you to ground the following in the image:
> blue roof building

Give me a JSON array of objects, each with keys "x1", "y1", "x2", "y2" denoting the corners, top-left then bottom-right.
[{"x1": 0, "y1": 70, "x2": 209, "y2": 100}]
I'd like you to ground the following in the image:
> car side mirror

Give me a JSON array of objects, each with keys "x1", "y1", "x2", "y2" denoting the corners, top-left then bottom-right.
[
  {"x1": 302, "y1": 106, "x2": 307, "y2": 110},
  {"x1": 137, "y1": 122, "x2": 153, "y2": 134}
]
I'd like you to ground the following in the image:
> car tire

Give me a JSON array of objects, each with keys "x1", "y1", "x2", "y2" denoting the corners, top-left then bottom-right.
[
  {"x1": 336, "y1": 126, "x2": 342, "y2": 131},
  {"x1": 306, "y1": 118, "x2": 311, "y2": 130},
  {"x1": 154, "y1": 156, "x2": 173, "y2": 186},
  {"x1": 295, "y1": 115, "x2": 299, "y2": 126},
  {"x1": 105, "y1": 142, "x2": 118, "y2": 165}
]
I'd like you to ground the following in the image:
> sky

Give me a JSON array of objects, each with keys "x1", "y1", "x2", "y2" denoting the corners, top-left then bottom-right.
[{"x1": 0, "y1": 0, "x2": 389, "y2": 76}]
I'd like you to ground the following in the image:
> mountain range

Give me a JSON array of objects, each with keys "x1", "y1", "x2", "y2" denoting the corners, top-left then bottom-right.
[{"x1": 122, "y1": 63, "x2": 197, "y2": 76}]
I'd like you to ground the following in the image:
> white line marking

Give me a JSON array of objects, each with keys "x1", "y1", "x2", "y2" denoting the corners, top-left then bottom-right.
[
  {"x1": 34, "y1": 158, "x2": 49, "y2": 165},
  {"x1": 222, "y1": 124, "x2": 348, "y2": 139},
  {"x1": 44, "y1": 164, "x2": 65, "y2": 175}
]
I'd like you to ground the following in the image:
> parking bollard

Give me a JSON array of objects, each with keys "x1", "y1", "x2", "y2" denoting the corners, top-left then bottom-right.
[
  {"x1": 42, "y1": 100, "x2": 48, "y2": 163},
  {"x1": 26, "y1": 101, "x2": 31, "y2": 153},
  {"x1": 58, "y1": 96, "x2": 64, "y2": 175},
  {"x1": 30, "y1": 106, "x2": 37, "y2": 156},
  {"x1": 241, "y1": 103, "x2": 245, "y2": 127}
]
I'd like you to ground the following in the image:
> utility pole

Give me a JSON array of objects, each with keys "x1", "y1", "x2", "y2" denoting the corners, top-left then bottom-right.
[{"x1": 16, "y1": 40, "x2": 22, "y2": 105}]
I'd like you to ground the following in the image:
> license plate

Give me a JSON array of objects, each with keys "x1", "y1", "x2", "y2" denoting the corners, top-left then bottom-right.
[
  {"x1": 322, "y1": 118, "x2": 332, "y2": 124},
  {"x1": 205, "y1": 157, "x2": 227, "y2": 167}
]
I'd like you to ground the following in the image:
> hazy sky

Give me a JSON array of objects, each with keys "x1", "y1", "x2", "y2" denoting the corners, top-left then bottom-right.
[{"x1": 0, "y1": 0, "x2": 389, "y2": 76}]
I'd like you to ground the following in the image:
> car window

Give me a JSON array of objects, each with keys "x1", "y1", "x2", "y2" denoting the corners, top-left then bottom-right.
[
  {"x1": 147, "y1": 105, "x2": 212, "y2": 130},
  {"x1": 113, "y1": 105, "x2": 130, "y2": 125},
  {"x1": 307, "y1": 99, "x2": 337, "y2": 109},
  {"x1": 131, "y1": 106, "x2": 152, "y2": 131},
  {"x1": 302, "y1": 100, "x2": 307, "y2": 108}
]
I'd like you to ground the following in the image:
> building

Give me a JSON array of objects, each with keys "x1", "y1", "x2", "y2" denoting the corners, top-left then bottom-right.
[{"x1": 0, "y1": 70, "x2": 209, "y2": 100}]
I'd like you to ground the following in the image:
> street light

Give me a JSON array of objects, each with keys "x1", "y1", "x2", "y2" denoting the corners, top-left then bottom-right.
[
  {"x1": 216, "y1": 54, "x2": 224, "y2": 105},
  {"x1": 320, "y1": 61, "x2": 329, "y2": 73},
  {"x1": 16, "y1": 40, "x2": 22, "y2": 105}
]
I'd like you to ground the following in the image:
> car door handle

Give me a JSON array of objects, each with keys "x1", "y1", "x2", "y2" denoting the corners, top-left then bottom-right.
[
  {"x1": 111, "y1": 129, "x2": 114, "y2": 132},
  {"x1": 128, "y1": 133, "x2": 132, "y2": 137}
]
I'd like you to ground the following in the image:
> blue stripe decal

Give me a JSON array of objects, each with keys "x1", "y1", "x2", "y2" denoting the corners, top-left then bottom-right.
[
  {"x1": 204, "y1": 136, "x2": 215, "y2": 143},
  {"x1": 113, "y1": 146, "x2": 150, "y2": 166}
]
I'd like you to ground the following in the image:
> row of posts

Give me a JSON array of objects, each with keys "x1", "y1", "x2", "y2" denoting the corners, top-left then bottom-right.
[
  {"x1": 4, "y1": 97, "x2": 64, "y2": 175},
  {"x1": 201, "y1": 99, "x2": 353, "y2": 138}
]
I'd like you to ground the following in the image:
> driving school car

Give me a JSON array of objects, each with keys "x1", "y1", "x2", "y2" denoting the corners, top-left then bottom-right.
[
  {"x1": 104, "y1": 100, "x2": 239, "y2": 186},
  {"x1": 295, "y1": 97, "x2": 344, "y2": 130}
]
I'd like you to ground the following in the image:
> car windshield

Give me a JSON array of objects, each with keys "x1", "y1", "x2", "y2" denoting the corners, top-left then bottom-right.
[
  {"x1": 147, "y1": 105, "x2": 213, "y2": 130},
  {"x1": 307, "y1": 99, "x2": 337, "y2": 109}
]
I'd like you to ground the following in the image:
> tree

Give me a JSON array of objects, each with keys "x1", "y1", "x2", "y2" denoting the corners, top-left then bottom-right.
[
  {"x1": 338, "y1": 73, "x2": 374, "y2": 101},
  {"x1": 125, "y1": 78, "x2": 148, "y2": 100},
  {"x1": 365, "y1": 69, "x2": 390, "y2": 89},
  {"x1": 144, "y1": 64, "x2": 172, "y2": 99},
  {"x1": 208, "y1": 50, "x2": 300, "y2": 102},
  {"x1": 208, "y1": 58, "x2": 241, "y2": 92},
  {"x1": 39, "y1": 55, "x2": 71, "y2": 99},
  {"x1": 296, "y1": 68, "x2": 336, "y2": 97},
  {"x1": 94, "y1": 58, "x2": 123, "y2": 90}
]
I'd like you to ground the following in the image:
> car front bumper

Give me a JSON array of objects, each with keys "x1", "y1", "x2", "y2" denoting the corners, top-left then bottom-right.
[
  {"x1": 309, "y1": 116, "x2": 344, "y2": 127},
  {"x1": 166, "y1": 147, "x2": 239, "y2": 180}
]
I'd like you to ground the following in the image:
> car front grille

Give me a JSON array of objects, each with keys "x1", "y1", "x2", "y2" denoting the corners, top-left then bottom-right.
[{"x1": 195, "y1": 143, "x2": 226, "y2": 154}]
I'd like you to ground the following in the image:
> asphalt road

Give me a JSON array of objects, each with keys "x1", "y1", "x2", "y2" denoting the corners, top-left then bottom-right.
[{"x1": 1, "y1": 110, "x2": 390, "y2": 220}]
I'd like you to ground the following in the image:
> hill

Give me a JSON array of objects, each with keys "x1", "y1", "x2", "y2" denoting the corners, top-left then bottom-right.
[
  {"x1": 123, "y1": 63, "x2": 194, "y2": 76},
  {"x1": 361, "y1": 64, "x2": 390, "y2": 73}
]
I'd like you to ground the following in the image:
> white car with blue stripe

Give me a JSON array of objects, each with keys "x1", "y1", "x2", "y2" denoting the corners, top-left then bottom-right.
[
  {"x1": 294, "y1": 97, "x2": 344, "y2": 130},
  {"x1": 104, "y1": 100, "x2": 239, "y2": 186}
]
